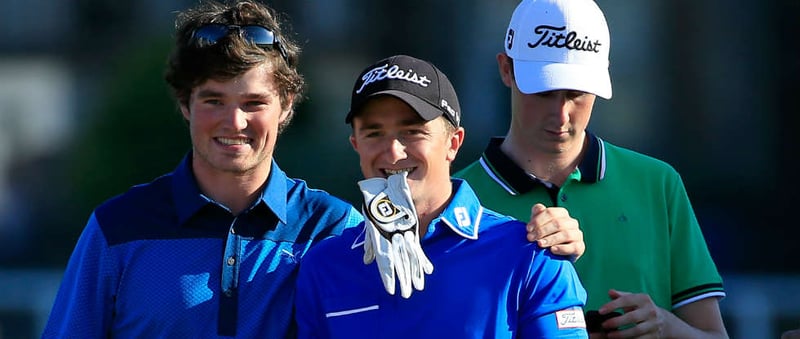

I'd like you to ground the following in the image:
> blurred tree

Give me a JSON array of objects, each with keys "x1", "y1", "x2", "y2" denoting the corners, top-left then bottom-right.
[{"x1": 44, "y1": 37, "x2": 189, "y2": 266}]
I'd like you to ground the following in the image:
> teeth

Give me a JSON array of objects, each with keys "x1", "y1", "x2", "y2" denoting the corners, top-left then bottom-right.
[
  {"x1": 217, "y1": 137, "x2": 249, "y2": 145},
  {"x1": 385, "y1": 168, "x2": 412, "y2": 175}
]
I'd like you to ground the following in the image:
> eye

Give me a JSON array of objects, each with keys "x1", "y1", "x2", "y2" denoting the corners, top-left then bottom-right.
[
  {"x1": 402, "y1": 129, "x2": 425, "y2": 136},
  {"x1": 245, "y1": 100, "x2": 267, "y2": 107},
  {"x1": 534, "y1": 90, "x2": 557, "y2": 98},
  {"x1": 362, "y1": 130, "x2": 382, "y2": 138},
  {"x1": 566, "y1": 91, "x2": 587, "y2": 100},
  {"x1": 400, "y1": 128, "x2": 429, "y2": 141},
  {"x1": 203, "y1": 99, "x2": 223, "y2": 106},
  {"x1": 241, "y1": 101, "x2": 269, "y2": 112}
]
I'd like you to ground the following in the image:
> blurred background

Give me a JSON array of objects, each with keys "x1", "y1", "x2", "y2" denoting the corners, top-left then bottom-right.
[{"x1": 0, "y1": 0, "x2": 797, "y2": 338}]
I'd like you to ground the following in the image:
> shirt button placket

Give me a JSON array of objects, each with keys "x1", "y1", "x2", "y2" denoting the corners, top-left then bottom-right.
[{"x1": 221, "y1": 219, "x2": 241, "y2": 297}]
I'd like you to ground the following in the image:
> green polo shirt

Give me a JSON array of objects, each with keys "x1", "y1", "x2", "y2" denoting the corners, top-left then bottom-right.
[{"x1": 454, "y1": 134, "x2": 724, "y2": 312}]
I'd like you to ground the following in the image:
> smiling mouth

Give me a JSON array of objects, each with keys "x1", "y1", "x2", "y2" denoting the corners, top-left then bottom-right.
[
  {"x1": 383, "y1": 168, "x2": 413, "y2": 177},
  {"x1": 216, "y1": 137, "x2": 251, "y2": 145}
]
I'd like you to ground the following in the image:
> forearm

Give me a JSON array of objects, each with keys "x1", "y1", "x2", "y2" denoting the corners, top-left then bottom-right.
[
  {"x1": 663, "y1": 298, "x2": 729, "y2": 339},
  {"x1": 660, "y1": 308, "x2": 729, "y2": 339}
]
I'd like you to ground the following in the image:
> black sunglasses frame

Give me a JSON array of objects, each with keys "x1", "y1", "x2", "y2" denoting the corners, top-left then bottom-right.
[{"x1": 191, "y1": 24, "x2": 289, "y2": 64}]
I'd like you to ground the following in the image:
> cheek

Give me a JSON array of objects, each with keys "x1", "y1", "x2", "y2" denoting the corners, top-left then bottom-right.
[
  {"x1": 574, "y1": 106, "x2": 593, "y2": 126},
  {"x1": 356, "y1": 144, "x2": 379, "y2": 163}
]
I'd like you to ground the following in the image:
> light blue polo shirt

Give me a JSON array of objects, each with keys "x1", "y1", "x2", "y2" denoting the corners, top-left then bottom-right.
[{"x1": 295, "y1": 179, "x2": 588, "y2": 338}]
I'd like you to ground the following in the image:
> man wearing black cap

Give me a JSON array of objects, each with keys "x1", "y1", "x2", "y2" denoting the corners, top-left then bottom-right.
[{"x1": 294, "y1": 55, "x2": 589, "y2": 338}]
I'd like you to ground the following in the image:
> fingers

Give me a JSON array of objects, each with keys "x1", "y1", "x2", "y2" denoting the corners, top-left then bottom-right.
[
  {"x1": 530, "y1": 203, "x2": 547, "y2": 217},
  {"x1": 599, "y1": 290, "x2": 664, "y2": 338},
  {"x1": 600, "y1": 289, "x2": 632, "y2": 313},
  {"x1": 392, "y1": 233, "x2": 412, "y2": 298},
  {"x1": 533, "y1": 227, "x2": 583, "y2": 247},
  {"x1": 526, "y1": 205, "x2": 584, "y2": 258},
  {"x1": 406, "y1": 231, "x2": 425, "y2": 291},
  {"x1": 527, "y1": 205, "x2": 578, "y2": 239},
  {"x1": 549, "y1": 240, "x2": 586, "y2": 260}
]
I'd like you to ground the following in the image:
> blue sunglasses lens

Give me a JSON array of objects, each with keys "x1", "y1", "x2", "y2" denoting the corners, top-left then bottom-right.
[
  {"x1": 193, "y1": 24, "x2": 231, "y2": 44},
  {"x1": 240, "y1": 26, "x2": 276, "y2": 46},
  {"x1": 193, "y1": 24, "x2": 276, "y2": 46},
  {"x1": 191, "y1": 24, "x2": 288, "y2": 64}
]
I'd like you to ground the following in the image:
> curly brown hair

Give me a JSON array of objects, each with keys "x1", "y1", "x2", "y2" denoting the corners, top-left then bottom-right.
[{"x1": 164, "y1": 0, "x2": 305, "y2": 132}]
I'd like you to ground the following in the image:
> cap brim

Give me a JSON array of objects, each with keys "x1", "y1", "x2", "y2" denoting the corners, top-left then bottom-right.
[
  {"x1": 512, "y1": 60, "x2": 612, "y2": 99},
  {"x1": 346, "y1": 90, "x2": 442, "y2": 123}
]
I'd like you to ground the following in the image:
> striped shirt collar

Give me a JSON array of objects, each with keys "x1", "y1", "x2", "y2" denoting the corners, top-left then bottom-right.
[{"x1": 478, "y1": 133, "x2": 606, "y2": 195}]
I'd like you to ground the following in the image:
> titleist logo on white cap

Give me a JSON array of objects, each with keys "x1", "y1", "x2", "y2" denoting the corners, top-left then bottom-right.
[
  {"x1": 356, "y1": 64, "x2": 432, "y2": 94},
  {"x1": 505, "y1": 0, "x2": 612, "y2": 99},
  {"x1": 527, "y1": 25, "x2": 603, "y2": 53}
]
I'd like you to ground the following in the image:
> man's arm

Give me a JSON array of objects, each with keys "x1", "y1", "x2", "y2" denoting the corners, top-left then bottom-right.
[
  {"x1": 518, "y1": 249, "x2": 589, "y2": 338},
  {"x1": 597, "y1": 290, "x2": 728, "y2": 339},
  {"x1": 42, "y1": 213, "x2": 114, "y2": 338}
]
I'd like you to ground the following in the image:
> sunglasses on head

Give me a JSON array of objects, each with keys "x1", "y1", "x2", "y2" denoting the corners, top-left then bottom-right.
[{"x1": 191, "y1": 24, "x2": 289, "y2": 63}]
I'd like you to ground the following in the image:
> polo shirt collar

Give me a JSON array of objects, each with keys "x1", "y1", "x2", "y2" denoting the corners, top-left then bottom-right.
[
  {"x1": 172, "y1": 153, "x2": 288, "y2": 226},
  {"x1": 432, "y1": 179, "x2": 483, "y2": 240},
  {"x1": 479, "y1": 132, "x2": 606, "y2": 195}
]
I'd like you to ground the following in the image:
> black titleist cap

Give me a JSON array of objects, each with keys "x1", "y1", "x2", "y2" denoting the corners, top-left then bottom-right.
[{"x1": 345, "y1": 55, "x2": 461, "y2": 127}]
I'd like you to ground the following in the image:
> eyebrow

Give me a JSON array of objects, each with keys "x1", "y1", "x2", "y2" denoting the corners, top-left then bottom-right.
[
  {"x1": 356, "y1": 116, "x2": 426, "y2": 131},
  {"x1": 195, "y1": 89, "x2": 224, "y2": 98},
  {"x1": 194, "y1": 89, "x2": 271, "y2": 101}
]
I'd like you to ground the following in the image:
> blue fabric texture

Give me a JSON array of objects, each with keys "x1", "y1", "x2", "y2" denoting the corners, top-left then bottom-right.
[
  {"x1": 295, "y1": 179, "x2": 588, "y2": 339},
  {"x1": 43, "y1": 154, "x2": 362, "y2": 338}
]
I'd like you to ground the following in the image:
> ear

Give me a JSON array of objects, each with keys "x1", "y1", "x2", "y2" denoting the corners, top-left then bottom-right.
[
  {"x1": 497, "y1": 52, "x2": 514, "y2": 89},
  {"x1": 349, "y1": 132, "x2": 358, "y2": 152},
  {"x1": 179, "y1": 102, "x2": 191, "y2": 121},
  {"x1": 446, "y1": 126, "x2": 465, "y2": 162},
  {"x1": 279, "y1": 94, "x2": 296, "y2": 123}
]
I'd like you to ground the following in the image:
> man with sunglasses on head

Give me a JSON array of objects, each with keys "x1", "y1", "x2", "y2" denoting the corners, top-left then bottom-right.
[{"x1": 42, "y1": 1, "x2": 363, "y2": 338}]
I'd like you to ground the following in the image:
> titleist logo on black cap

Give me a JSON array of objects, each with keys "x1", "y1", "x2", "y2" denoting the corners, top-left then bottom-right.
[
  {"x1": 356, "y1": 63, "x2": 432, "y2": 94},
  {"x1": 527, "y1": 25, "x2": 602, "y2": 53}
]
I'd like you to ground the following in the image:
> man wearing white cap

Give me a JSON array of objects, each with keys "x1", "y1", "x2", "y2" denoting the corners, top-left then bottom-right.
[{"x1": 455, "y1": 0, "x2": 729, "y2": 338}]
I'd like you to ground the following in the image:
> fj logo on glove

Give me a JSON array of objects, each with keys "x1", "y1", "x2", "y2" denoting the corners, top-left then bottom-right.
[
  {"x1": 358, "y1": 173, "x2": 434, "y2": 299},
  {"x1": 368, "y1": 192, "x2": 410, "y2": 226}
]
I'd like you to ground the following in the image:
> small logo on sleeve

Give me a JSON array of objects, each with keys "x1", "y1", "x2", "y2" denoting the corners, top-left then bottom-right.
[{"x1": 555, "y1": 308, "x2": 586, "y2": 329}]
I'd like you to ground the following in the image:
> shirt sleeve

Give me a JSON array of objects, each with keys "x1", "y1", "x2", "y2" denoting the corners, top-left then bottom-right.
[
  {"x1": 518, "y1": 250, "x2": 589, "y2": 338},
  {"x1": 667, "y1": 172, "x2": 725, "y2": 307},
  {"x1": 42, "y1": 212, "x2": 117, "y2": 338}
]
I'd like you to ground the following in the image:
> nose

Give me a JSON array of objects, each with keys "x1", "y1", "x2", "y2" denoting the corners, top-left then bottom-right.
[
  {"x1": 385, "y1": 136, "x2": 407, "y2": 163},
  {"x1": 551, "y1": 92, "x2": 571, "y2": 124},
  {"x1": 224, "y1": 106, "x2": 248, "y2": 131}
]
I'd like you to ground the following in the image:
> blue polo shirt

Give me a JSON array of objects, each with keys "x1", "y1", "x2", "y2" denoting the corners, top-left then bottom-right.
[
  {"x1": 295, "y1": 179, "x2": 588, "y2": 338},
  {"x1": 43, "y1": 155, "x2": 363, "y2": 338}
]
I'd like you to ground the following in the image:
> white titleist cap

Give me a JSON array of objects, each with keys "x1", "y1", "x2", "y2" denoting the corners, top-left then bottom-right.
[{"x1": 505, "y1": 0, "x2": 612, "y2": 99}]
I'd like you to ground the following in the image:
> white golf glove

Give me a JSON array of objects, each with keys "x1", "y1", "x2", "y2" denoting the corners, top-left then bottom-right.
[{"x1": 359, "y1": 172, "x2": 434, "y2": 298}]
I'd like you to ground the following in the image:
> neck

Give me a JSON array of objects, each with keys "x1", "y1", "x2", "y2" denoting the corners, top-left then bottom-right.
[
  {"x1": 500, "y1": 131, "x2": 586, "y2": 187},
  {"x1": 413, "y1": 182, "x2": 453, "y2": 238},
  {"x1": 192, "y1": 158, "x2": 271, "y2": 216}
]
